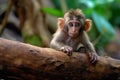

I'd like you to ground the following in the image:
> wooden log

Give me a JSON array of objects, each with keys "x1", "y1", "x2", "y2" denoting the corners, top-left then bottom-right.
[{"x1": 0, "y1": 38, "x2": 120, "y2": 80}]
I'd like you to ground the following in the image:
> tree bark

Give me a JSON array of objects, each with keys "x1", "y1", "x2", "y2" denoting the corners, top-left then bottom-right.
[{"x1": 0, "y1": 38, "x2": 120, "y2": 80}]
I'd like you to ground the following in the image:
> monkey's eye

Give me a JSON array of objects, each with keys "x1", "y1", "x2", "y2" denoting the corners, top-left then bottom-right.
[
  {"x1": 75, "y1": 22, "x2": 80, "y2": 27},
  {"x1": 69, "y1": 22, "x2": 73, "y2": 27}
]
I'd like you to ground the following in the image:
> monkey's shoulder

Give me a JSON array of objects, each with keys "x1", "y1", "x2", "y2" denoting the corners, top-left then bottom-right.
[{"x1": 54, "y1": 30, "x2": 68, "y2": 37}]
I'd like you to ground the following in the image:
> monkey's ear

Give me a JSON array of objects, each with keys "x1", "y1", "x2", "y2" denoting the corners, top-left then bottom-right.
[
  {"x1": 58, "y1": 18, "x2": 64, "y2": 29},
  {"x1": 84, "y1": 19, "x2": 92, "y2": 31}
]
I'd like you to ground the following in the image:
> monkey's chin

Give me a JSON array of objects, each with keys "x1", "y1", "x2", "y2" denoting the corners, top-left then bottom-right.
[{"x1": 69, "y1": 33, "x2": 78, "y2": 38}]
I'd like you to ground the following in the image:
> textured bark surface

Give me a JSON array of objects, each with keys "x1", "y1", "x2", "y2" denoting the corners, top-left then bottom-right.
[{"x1": 0, "y1": 38, "x2": 120, "y2": 80}]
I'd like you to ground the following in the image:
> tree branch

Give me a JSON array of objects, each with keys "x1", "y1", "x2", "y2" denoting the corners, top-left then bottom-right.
[
  {"x1": 0, "y1": 38, "x2": 120, "y2": 80},
  {"x1": 0, "y1": 0, "x2": 12, "y2": 35}
]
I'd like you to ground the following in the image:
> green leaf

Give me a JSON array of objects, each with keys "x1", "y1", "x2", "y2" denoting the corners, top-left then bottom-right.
[
  {"x1": 66, "y1": 0, "x2": 77, "y2": 9},
  {"x1": 92, "y1": 12, "x2": 115, "y2": 36},
  {"x1": 41, "y1": 7, "x2": 63, "y2": 17},
  {"x1": 83, "y1": 8, "x2": 93, "y2": 17},
  {"x1": 92, "y1": 11, "x2": 115, "y2": 47},
  {"x1": 25, "y1": 35, "x2": 42, "y2": 46},
  {"x1": 51, "y1": 0, "x2": 61, "y2": 10}
]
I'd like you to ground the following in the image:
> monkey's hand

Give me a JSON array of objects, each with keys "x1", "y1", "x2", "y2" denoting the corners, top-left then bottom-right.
[
  {"x1": 88, "y1": 52, "x2": 98, "y2": 63},
  {"x1": 60, "y1": 46, "x2": 73, "y2": 56}
]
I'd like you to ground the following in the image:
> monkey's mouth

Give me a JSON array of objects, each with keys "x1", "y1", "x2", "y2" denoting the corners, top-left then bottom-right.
[
  {"x1": 69, "y1": 32, "x2": 78, "y2": 37},
  {"x1": 70, "y1": 32, "x2": 78, "y2": 35}
]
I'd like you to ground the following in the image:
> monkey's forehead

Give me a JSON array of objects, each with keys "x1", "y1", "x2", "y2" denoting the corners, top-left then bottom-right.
[
  {"x1": 64, "y1": 11, "x2": 85, "y2": 18},
  {"x1": 64, "y1": 16, "x2": 85, "y2": 23},
  {"x1": 64, "y1": 14, "x2": 85, "y2": 21}
]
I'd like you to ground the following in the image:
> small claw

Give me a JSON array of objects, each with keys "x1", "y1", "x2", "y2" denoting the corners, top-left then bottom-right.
[
  {"x1": 60, "y1": 46, "x2": 73, "y2": 56},
  {"x1": 66, "y1": 48, "x2": 70, "y2": 53},
  {"x1": 90, "y1": 54, "x2": 94, "y2": 62},
  {"x1": 91, "y1": 57, "x2": 96, "y2": 63},
  {"x1": 88, "y1": 52, "x2": 92, "y2": 58},
  {"x1": 63, "y1": 48, "x2": 67, "y2": 53},
  {"x1": 68, "y1": 51, "x2": 72, "y2": 56},
  {"x1": 60, "y1": 47, "x2": 64, "y2": 51},
  {"x1": 88, "y1": 52, "x2": 98, "y2": 63},
  {"x1": 67, "y1": 51, "x2": 72, "y2": 56},
  {"x1": 66, "y1": 51, "x2": 70, "y2": 55},
  {"x1": 91, "y1": 54, "x2": 97, "y2": 63}
]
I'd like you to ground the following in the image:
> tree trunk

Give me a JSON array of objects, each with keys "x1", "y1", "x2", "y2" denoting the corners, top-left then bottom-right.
[
  {"x1": 12, "y1": 0, "x2": 52, "y2": 47},
  {"x1": 0, "y1": 38, "x2": 120, "y2": 80}
]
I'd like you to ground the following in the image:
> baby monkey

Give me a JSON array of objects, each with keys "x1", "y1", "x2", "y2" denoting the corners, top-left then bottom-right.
[{"x1": 50, "y1": 9, "x2": 98, "y2": 63}]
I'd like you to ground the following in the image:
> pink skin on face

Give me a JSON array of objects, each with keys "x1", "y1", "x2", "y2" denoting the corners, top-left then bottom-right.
[{"x1": 67, "y1": 20, "x2": 81, "y2": 38}]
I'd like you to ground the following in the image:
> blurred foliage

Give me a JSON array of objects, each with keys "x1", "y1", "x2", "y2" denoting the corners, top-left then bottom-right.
[
  {"x1": 24, "y1": 34, "x2": 42, "y2": 46},
  {"x1": 41, "y1": 7, "x2": 63, "y2": 17},
  {"x1": 0, "y1": 0, "x2": 8, "y2": 15},
  {"x1": 42, "y1": 0, "x2": 120, "y2": 49},
  {"x1": 110, "y1": 1, "x2": 120, "y2": 26}
]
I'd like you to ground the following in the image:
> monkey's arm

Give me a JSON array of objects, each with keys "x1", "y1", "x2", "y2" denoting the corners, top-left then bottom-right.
[
  {"x1": 80, "y1": 31, "x2": 96, "y2": 53},
  {"x1": 50, "y1": 31, "x2": 67, "y2": 50},
  {"x1": 50, "y1": 35, "x2": 64, "y2": 51},
  {"x1": 50, "y1": 31, "x2": 73, "y2": 55},
  {"x1": 80, "y1": 31, "x2": 98, "y2": 63}
]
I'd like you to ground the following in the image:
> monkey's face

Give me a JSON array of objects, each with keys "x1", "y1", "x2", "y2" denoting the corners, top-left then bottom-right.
[
  {"x1": 67, "y1": 18, "x2": 81, "y2": 38},
  {"x1": 61, "y1": 9, "x2": 91, "y2": 38}
]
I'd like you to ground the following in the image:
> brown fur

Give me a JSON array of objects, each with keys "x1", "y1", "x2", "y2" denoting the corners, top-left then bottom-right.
[{"x1": 50, "y1": 9, "x2": 98, "y2": 63}]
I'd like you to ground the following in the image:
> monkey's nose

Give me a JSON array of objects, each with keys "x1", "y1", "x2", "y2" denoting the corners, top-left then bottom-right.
[{"x1": 73, "y1": 27, "x2": 76, "y2": 32}]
